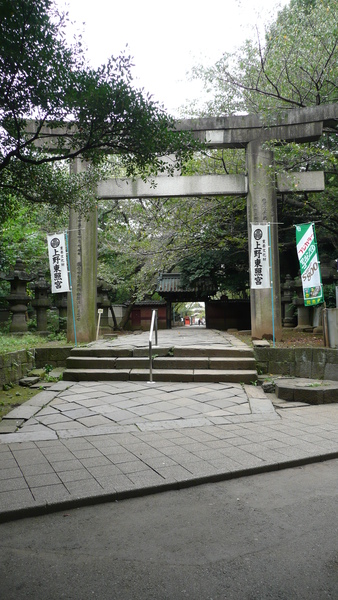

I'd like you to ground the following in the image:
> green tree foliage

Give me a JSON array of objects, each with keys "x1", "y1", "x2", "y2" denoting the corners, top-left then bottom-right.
[
  {"x1": 182, "y1": 0, "x2": 338, "y2": 286},
  {"x1": 0, "y1": 203, "x2": 67, "y2": 273},
  {"x1": 2, "y1": 0, "x2": 337, "y2": 321},
  {"x1": 96, "y1": 182, "x2": 250, "y2": 314},
  {"x1": 179, "y1": 249, "x2": 248, "y2": 298},
  {"x1": 0, "y1": 0, "x2": 198, "y2": 219},
  {"x1": 175, "y1": 148, "x2": 249, "y2": 296},
  {"x1": 187, "y1": 0, "x2": 337, "y2": 116},
  {"x1": 0, "y1": 201, "x2": 68, "y2": 306}
]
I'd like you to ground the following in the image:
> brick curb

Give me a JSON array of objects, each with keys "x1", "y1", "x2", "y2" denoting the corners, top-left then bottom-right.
[{"x1": 1, "y1": 449, "x2": 338, "y2": 524}]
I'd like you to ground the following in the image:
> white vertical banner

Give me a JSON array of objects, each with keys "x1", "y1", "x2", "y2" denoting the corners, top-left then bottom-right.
[
  {"x1": 47, "y1": 233, "x2": 70, "y2": 293},
  {"x1": 250, "y1": 224, "x2": 271, "y2": 289}
]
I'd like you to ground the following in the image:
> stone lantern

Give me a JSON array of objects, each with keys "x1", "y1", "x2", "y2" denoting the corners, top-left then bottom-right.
[
  {"x1": 1, "y1": 259, "x2": 32, "y2": 333},
  {"x1": 281, "y1": 274, "x2": 296, "y2": 328},
  {"x1": 54, "y1": 292, "x2": 68, "y2": 331},
  {"x1": 31, "y1": 270, "x2": 51, "y2": 335},
  {"x1": 292, "y1": 272, "x2": 313, "y2": 331}
]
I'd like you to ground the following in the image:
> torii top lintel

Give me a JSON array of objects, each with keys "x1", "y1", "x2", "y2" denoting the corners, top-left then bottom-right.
[
  {"x1": 25, "y1": 103, "x2": 337, "y2": 153},
  {"x1": 175, "y1": 104, "x2": 338, "y2": 148},
  {"x1": 95, "y1": 105, "x2": 336, "y2": 200}
]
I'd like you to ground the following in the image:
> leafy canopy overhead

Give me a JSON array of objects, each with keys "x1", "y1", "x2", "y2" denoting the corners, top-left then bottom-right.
[
  {"x1": 0, "y1": 0, "x2": 198, "y2": 215},
  {"x1": 180, "y1": 0, "x2": 337, "y2": 291},
  {"x1": 186, "y1": 0, "x2": 337, "y2": 116},
  {"x1": 96, "y1": 0, "x2": 338, "y2": 306}
]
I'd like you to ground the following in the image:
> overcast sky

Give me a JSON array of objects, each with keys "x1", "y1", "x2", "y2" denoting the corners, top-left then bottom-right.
[{"x1": 58, "y1": 0, "x2": 290, "y2": 116}]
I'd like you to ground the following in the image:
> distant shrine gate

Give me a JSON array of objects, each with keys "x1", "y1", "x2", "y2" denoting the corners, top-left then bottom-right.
[{"x1": 67, "y1": 104, "x2": 337, "y2": 342}]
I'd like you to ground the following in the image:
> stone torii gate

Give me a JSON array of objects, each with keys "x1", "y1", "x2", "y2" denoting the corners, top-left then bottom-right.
[{"x1": 67, "y1": 104, "x2": 337, "y2": 343}]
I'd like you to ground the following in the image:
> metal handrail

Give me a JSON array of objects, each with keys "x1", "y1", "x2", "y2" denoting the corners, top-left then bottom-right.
[{"x1": 148, "y1": 309, "x2": 158, "y2": 383}]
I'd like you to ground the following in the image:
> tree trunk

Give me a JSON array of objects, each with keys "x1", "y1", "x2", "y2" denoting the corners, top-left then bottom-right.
[
  {"x1": 109, "y1": 304, "x2": 119, "y2": 330},
  {"x1": 119, "y1": 302, "x2": 135, "y2": 330}
]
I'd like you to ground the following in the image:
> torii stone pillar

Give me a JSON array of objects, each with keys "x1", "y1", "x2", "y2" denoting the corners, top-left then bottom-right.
[
  {"x1": 67, "y1": 158, "x2": 97, "y2": 343},
  {"x1": 246, "y1": 140, "x2": 282, "y2": 340}
]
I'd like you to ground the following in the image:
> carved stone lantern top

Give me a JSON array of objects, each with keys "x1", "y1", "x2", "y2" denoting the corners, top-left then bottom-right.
[
  {"x1": 1, "y1": 258, "x2": 32, "y2": 283},
  {"x1": 31, "y1": 270, "x2": 50, "y2": 293},
  {"x1": 31, "y1": 270, "x2": 51, "y2": 308},
  {"x1": 97, "y1": 279, "x2": 112, "y2": 307}
]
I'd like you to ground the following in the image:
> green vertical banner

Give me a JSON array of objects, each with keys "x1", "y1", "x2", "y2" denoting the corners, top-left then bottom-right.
[{"x1": 295, "y1": 222, "x2": 324, "y2": 306}]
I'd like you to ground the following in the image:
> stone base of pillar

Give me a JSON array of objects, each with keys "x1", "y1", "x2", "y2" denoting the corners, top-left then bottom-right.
[
  {"x1": 250, "y1": 289, "x2": 282, "y2": 341},
  {"x1": 10, "y1": 308, "x2": 28, "y2": 333},
  {"x1": 294, "y1": 304, "x2": 313, "y2": 331}
]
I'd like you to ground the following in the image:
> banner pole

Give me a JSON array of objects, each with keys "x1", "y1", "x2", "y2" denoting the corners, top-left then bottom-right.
[
  {"x1": 65, "y1": 231, "x2": 77, "y2": 347},
  {"x1": 312, "y1": 223, "x2": 324, "y2": 304},
  {"x1": 268, "y1": 223, "x2": 276, "y2": 347}
]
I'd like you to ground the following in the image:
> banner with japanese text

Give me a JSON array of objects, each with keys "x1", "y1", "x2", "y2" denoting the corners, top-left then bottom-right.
[
  {"x1": 250, "y1": 224, "x2": 271, "y2": 289},
  {"x1": 47, "y1": 233, "x2": 70, "y2": 294},
  {"x1": 295, "y1": 222, "x2": 324, "y2": 306}
]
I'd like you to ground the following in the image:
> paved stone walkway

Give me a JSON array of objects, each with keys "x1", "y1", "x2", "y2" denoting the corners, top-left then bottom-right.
[
  {"x1": 85, "y1": 326, "x2": 250, "y2": 353},
  {"x1": 0, "y1": 328, "x2": 337, "y2": 522}
]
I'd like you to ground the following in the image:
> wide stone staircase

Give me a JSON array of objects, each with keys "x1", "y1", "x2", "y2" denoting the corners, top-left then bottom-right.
[{"x1": 63, "y1": 343, "x2": 258, "y2": 384}]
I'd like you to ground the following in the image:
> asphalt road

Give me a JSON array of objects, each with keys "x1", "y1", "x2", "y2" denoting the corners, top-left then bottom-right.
[{"x1": 1, "y1": 460, "x2": 338, "y2": 600}]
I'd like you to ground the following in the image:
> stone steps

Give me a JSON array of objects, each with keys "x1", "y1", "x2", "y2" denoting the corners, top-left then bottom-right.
[
  {"x1": 63, "y1": 345, "x2": 258, "y2": 384},
  {"x1": 65, "y1": 356, "x2": 256, "y2": 371},
  {"x1": 63, "y1": 368, "x2": 257, "y2": 384},
  {"x1": 67, "y1": 346, "x2": 254, "y2": 358}
]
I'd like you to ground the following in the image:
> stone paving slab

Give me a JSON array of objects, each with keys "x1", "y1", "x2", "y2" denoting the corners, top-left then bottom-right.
[
  {"x1": 87, "y1": 328, "x2": 249, "y2": 350},
  {"x1": 4, "y1": 405, "x2": 41, "y2": 420},
  {"x1": 0, "y1": 329, "x2": 337, "y2": 522},
  {"x1": 0, "y1": 419, "x2": 25, "y2": 433},
  {"x1": 0, "y1": 377, "x2": 337, "y2": 522}
]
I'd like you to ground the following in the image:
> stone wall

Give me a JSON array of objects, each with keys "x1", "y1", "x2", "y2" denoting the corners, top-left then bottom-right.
[
  {"x1": 0, "y1": 349, "x2": 35, "y2": 388},
  {"x1": 1, "y1": 345, "x2": 337, "y2": 388},
  {"x1": 34, "y1": 347, "x2": 73, "y2": 369},
  {"x1": 0, "y1": 347, "x2": 73, "y2": 388},
  {"x1": 254, "y1": 347, "x2": 338, "y2": 381}
]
